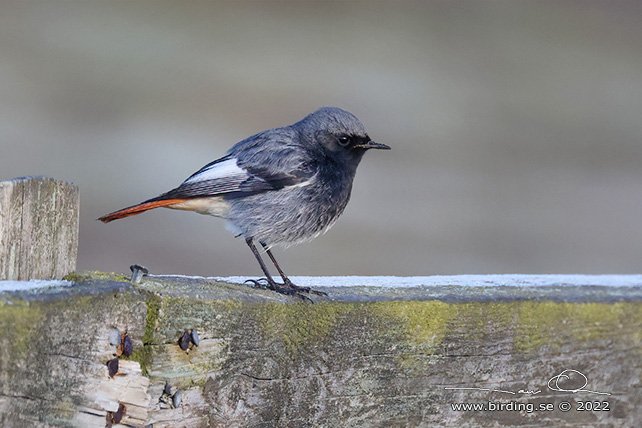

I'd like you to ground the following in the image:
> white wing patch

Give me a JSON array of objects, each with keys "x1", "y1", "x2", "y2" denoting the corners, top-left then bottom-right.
[{"x1": 184, "y1": 157, "x2": 247, "y2": 183}]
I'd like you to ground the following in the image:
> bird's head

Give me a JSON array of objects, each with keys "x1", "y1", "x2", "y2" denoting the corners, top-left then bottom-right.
[{"x1": 296, "y1": 107, "x2": 390, "y2": 170}]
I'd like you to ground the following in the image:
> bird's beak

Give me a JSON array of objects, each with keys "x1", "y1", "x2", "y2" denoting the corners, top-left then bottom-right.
[{"x1": 356, "y1": 140, "x2": 391, "y2": 150}]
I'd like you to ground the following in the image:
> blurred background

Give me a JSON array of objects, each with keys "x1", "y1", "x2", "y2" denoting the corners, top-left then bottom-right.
[{"x1": 1, "y1": 1, "x2": 641, "y2": 277}]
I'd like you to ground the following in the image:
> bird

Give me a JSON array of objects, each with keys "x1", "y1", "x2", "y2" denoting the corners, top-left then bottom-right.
[{"x1": 99, "y1": 107, "x2": 390, "y2": 298}]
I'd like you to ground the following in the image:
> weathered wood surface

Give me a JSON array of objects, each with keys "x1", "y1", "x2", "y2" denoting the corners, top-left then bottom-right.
[
  {"x1": 0, "y1": 176, "x2": 79, "y2": 280},
  {"x1": 0, "y1": 273, "x2": 641, "y2": 427}
]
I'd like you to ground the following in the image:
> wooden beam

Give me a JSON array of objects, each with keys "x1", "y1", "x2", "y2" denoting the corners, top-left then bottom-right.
[{"x1": 0, "y1": 273, "x2": 640, "y2": 427}]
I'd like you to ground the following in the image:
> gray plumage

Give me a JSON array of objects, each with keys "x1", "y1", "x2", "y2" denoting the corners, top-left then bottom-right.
[{"x1": 99, "y1": 107, "x2": 389, "y2": 297}]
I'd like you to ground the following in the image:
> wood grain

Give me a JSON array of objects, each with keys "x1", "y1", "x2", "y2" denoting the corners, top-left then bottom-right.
[
  {"x1": 0, "y1": 176, "x2": 79, "y2": 280},
  {"x1": 0, "y1": 273, "x2": 640, "y2": 427}
]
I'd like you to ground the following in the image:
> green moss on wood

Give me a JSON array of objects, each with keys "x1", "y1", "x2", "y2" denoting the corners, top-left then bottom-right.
[
  {"x1": 0, "y1": 300, "x2": 42, "y2": 357},
  {"x1": 125, "y1": 291, "x2": 162, "y2": 376},
  {"x1": 256, "y1": 302, "x2": 352, "y2": 356},
  {"x1": 143, "y1": 292, "x2": 162, "y2": 343},
  {"x1": 514, "y1": 301, "x2": 642, "y2": 353},
  {"x1": 124, "y1": 345, "x2": 153, "y2": 377},
  {"x1": 63, "y1": 270, "x2": 129, "y2": 283},
  {"x1": 373, "y1": 300, "x2": 453, "y2": 352}
]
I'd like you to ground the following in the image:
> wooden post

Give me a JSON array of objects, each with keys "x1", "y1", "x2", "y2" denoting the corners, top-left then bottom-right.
[{"x1": 0, "y1": 176, "x2": 79, "y2": 280}]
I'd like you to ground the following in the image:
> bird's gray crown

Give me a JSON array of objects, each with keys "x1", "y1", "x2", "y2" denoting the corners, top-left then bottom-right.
[{"x1": 295, "y1": 106, "x2": 368, "y2": 138}]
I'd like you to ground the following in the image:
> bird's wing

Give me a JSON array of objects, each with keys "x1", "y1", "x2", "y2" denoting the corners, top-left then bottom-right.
[
  {"x1": 98, "y1": 129, "x2": 317, "y2": 222},
  {"x1": 153, "y1": 131, "x2": 315, "y2": 201}
]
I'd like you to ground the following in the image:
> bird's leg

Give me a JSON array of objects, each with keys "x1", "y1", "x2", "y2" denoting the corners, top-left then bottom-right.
[
  {"x1": 260, "y1": 242, "x2": 327, "y2": 297},
  {"x1": 260, "y1": 242, "x2": 293, "y2": 285},
  {"x1": 245, "y1": 238, "x2": 314, "y2": 300},
  {"x1": 244, "y1": 238, "x2": 278, "y2": 289}
]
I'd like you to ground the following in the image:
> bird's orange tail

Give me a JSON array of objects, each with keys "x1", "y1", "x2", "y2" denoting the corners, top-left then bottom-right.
[{"x1": 98, "y1": 199, "x2": 186, "y2": 223}]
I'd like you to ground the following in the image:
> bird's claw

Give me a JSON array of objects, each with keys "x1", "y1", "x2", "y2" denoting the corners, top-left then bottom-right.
[
  {"x1": 244, "y1": 278, "x2": 269, "y2": 289},
  {"x1": 244, "y1": 277, "x2": 325, "y2": 301},
  {"x1": 281, "y1": 279, "x2": 327, "y2": 296},
  {"x1": 282, "y1": 282, "x2": 327, "y2": 297}
]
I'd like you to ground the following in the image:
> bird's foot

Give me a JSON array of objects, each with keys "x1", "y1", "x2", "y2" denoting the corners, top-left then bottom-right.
[
  {"x1": 244, "y1": 278, "x2": 270, "y2": 289},
  {"x1": 281, "y1": 278, "x2": 327, "y2": 297},
  {"x1": 244, "y1": 277, "x2": 326, "y2": 300}
]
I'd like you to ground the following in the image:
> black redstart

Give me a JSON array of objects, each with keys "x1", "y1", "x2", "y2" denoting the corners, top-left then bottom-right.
[{"x1": 99, "y1": 107, "x2": 390, "y2": 298}]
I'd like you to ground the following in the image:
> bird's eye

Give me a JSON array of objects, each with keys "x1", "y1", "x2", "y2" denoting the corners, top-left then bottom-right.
[{"x1": 337, "y1": 136, "x2": 351, "y2": 147}]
